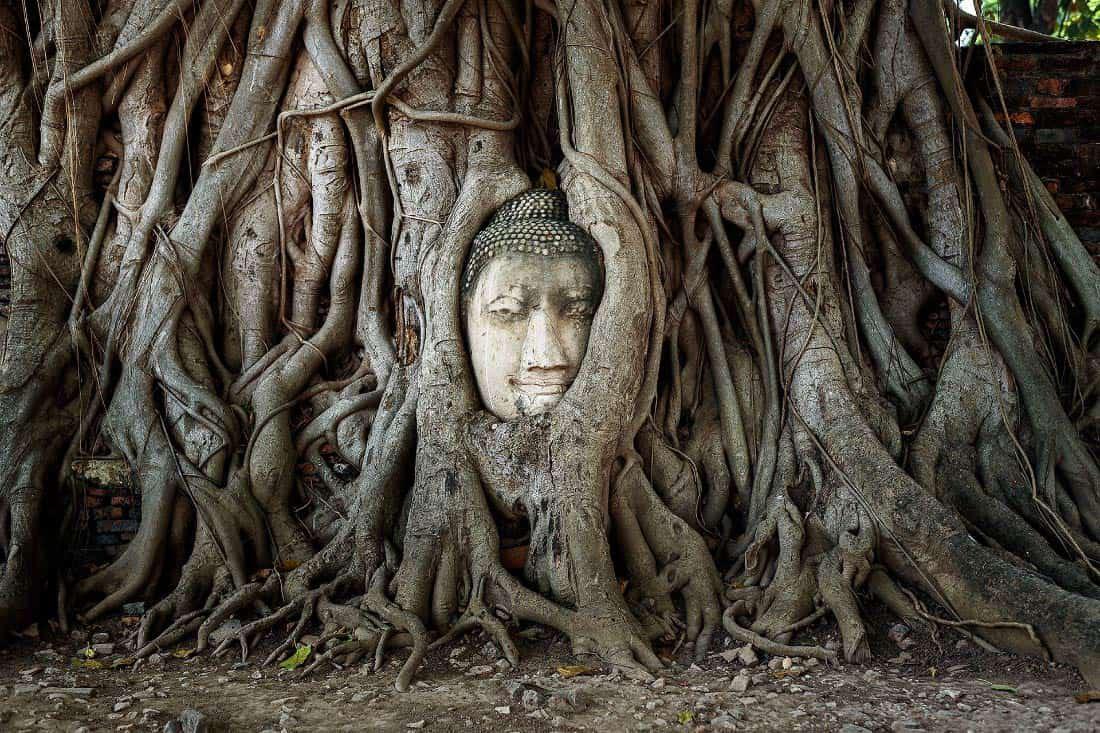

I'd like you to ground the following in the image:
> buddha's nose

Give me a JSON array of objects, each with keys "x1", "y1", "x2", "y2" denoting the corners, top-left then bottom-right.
[{"x1": 521, "y1": 309, "x2": 569, "y2": 372}]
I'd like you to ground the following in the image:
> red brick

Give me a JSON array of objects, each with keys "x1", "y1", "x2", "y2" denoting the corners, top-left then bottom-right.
[
  {"x1": 1030, "y1": 96, "x2": 1077, "y2": 109},
  {"x1": 1036, "y1": 79, "x2": 1068, "y2": 95}
]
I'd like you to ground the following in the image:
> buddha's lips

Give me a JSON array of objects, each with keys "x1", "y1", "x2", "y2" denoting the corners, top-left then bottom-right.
[{"x1": 511, "y1": 377, "x2": 571, "y2": 396}]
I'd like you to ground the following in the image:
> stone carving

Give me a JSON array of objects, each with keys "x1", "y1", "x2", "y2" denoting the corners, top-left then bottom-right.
[{"x1": 463, "y1": 189, "x2": 604, "y2": 420}]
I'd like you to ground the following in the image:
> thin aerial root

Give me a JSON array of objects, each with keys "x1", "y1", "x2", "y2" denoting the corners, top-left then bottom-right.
[{"x1": 898, "y1": 586, "x2": 1048, "y2": 659}]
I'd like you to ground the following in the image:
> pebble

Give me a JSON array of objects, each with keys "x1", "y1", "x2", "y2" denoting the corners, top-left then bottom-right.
[
  {"x1": 494, "y1": 705, "x2": 511, "y2": 714},
  {"x1": 406, "y1": 721, "x2": 426, "y2": 729},
  {"x1": 210, "y1": 619, "x2": 242, "y2": 645},
  {"x1": 738, "y1": 646, "x2": 759, "y2": 666},
  {"x1": 729, "y1": 675, "x2": 750, "y2": 693},
  {"x1": 521, "y1": 688, "x2": 541, "y2": 712},
  {"x1": 711, "y1": 713, "x2": 739, "y2": 729},
  {"x1": 548, "y1": 688, "x2": 590, "y2": 713},
  {"x1": 466, "y1": 665, "x2": 494, "y2": 676}
]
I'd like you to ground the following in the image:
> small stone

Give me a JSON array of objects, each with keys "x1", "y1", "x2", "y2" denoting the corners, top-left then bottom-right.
[
  {"x1": 767, "y1": 657, "x2": 783, "y2": 671},
  {"x1": 494, "y1": 706, "x2": 511, "y2": 715},
  {"x1": 350, "y1": 692, "x2": 370, "y2": 703},
  {"x1": 13, "y1": 684, "x2": 38, "y2": 696},
  {"x1": 179, "y1": 708, "x2": 208, "y2": 733},
  {"x1": 406, "y1": 722, "x2": 426, "y2": 730},
  {"x1": 804, "y1": 658, "x2": 820, "y2": 669},
  {"x1": 465, "y1": 665, "x2": 494, "y2": 676},
  {"x1": 44, "y1": 688, "x2": 94, "y2": 698},
  {"x1": 93, "y1": 643, "x2": 116, "y2": 656},
  {"x1": 113, "y1": 701, "x2": 132, "y2": 712},
  {"x1": 503, "y1": 681, "x2": 525, "y2": 701},
  {"x1": 887, "y1": 623, "x2": 910, "y2": 645},
  {"x1": 92, "y1": 632, "x2": 110, "y2": 644},
  {"x1": 711, "y1": 713, "x2": 739, "y2": 730},
  {"x1": 210, "y1": 619, "x2": 242, "y2": 645},
  {"x1": 650, "y1": 678, "x2": 666, "y2": 690},
  {"x1": 937, "y1": 689, "x2": 963, "y2": 701},
  {"x1": 737, "y1": 646, "x2": 758, "y2": 666},
  {"x1": 548, "y1": 688, "x2": 590, "y2": 714},
  {"x1": 148, "y1": 653, "x2": 166, "y2": 667},
  {"x1": 493, "y1": 659, "x2": 510, "y2": 672},
  {"x1": 728, "y1": 675, "x2": 750, "y2": 694},
  {"x1": 840, "y1": 726, "x2": 872, "y2": 733},
  {"x1": 278, "y1": 712, "x2": 298, "y2": 727},
  {"x1": 781, "y1": 657, "x2": 793, "y2": 670},
  {"x1": 521, "y1": 689, "x2": 541, "y2": 712}
]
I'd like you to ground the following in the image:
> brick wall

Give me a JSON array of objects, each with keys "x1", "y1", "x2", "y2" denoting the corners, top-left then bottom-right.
[
  {"x1": 72, "y1": 458, "x2": 141, "y2": 567},
  {"x1": 974, "y1": 42, "x2": 1100, "y2": 254}
]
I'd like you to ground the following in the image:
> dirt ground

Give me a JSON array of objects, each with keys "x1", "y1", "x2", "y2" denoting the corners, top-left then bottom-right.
[{"x1": 1, "y1": 608, "x2": 1097, "y2": 732}]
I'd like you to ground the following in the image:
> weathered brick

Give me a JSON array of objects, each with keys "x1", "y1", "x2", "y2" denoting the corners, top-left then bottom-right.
[
  {"x1": 1036, "y1": 78, "x2": 1067, "y2": 95},
  {"x1": 1030, "y1": 96, "x2": 1077, "y2": 109}
]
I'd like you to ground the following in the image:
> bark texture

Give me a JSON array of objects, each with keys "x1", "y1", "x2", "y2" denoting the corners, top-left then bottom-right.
[{"x1": 1, "y1": 0, "x2": 1098, "y2": 688}]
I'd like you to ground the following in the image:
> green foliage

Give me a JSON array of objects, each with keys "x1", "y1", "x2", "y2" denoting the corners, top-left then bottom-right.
[
  {"x1": 1059, "y1": 0, "x2": 1100, "y2": 39},
  {"x1": 979, "y1": 0, "x2": 1100, "y2": 39}
]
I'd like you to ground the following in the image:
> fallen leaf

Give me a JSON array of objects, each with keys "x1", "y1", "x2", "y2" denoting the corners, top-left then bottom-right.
[
  {"x1": 557, "y1": 665, "x2": 595, "y2": 679},
  {"x1": 172, "y1": 648, "x2": 194, "y2": 659},
  {"x1": 279, "y1": 644, "x2": 312, "y2": 671},
  {"x1": 1075, "y1": 690, "x2": 1100, "y2": 704},
  {"x1": 111, "y1": 657, "x2": 135, "y2": 668},
  {"x1": 71, "y1": 659, "x2": 104, "y2": 670}
]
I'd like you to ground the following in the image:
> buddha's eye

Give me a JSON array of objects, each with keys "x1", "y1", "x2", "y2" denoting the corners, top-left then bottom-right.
[
  {"x1": 487, "y1": 297, "x2": 528, "y2": 323},
  {"x1": 563, "y1": 299, "x2": 595, "y2": 320}
]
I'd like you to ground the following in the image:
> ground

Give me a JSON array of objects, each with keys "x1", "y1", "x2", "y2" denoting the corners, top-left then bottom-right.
[{"x1": 0, "y1": 602, "x2": 1096, "y2": 732}]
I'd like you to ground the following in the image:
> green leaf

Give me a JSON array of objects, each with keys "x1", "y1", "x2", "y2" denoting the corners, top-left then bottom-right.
[
  {"x1": 279, "y1": 643, "x2": 312, "y2": 670},
  {"x1": 990, "y1": 683, "x2": 1017, "y2": 693}
]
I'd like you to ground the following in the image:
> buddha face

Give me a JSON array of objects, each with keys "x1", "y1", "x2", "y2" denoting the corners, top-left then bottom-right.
[{"x1": 465, "y1": 252, "x2": 602, "y2": 420}]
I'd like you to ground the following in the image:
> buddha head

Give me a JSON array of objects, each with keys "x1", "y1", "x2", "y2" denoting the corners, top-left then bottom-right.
[{"x1": 463, "y1": 189, "x2": 604, "y2": 421}]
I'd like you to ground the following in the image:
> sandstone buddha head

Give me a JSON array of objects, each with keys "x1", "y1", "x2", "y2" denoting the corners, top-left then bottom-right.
[{"x1": 462, "y1": 189, "x2": 604, "y2": 421}]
